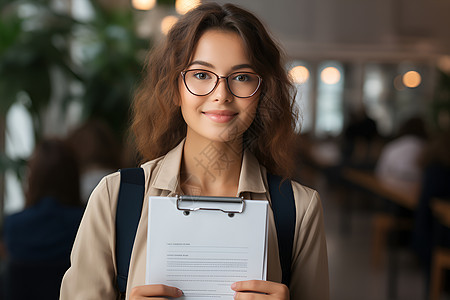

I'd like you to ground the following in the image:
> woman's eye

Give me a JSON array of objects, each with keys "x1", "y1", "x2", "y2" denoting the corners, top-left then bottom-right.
[
  {"x1": 194, "y1": 72, "x2": 210, "y2": 80},
  {"x1": 233, "y1": 74, "x2": 250, "y2": 82}
]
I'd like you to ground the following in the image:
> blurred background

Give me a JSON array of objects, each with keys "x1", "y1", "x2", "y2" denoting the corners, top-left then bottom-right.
[{"x1": 0, "y1": 0, "x2": 449, "y2": 299}]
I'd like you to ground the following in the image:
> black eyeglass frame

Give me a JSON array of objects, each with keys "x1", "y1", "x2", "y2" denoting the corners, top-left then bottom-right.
[{"x1": 180, "y1": 69, "x2": 263, "y2": 99}]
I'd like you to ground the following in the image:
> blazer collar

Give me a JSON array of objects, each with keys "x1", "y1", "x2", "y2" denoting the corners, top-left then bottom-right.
[{"x1": 151, "y1": 140, "x2": 185, "y2": 193}]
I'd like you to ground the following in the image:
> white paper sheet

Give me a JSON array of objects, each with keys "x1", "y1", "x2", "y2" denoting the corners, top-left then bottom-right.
[{"x1": 146, "y1": 196, "x2": 268, "y2": 299}]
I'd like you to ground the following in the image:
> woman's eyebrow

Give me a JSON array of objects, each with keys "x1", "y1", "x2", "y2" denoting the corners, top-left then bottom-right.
[
  {"x1": 188, "y1": 61, "x2": 253, "y2": 71},
  {"x1": 188, "y1": 60, "x2": 214, "y2": 68},
  {"x1": 231, "y1": 64, "x2": 253, "y2": 71}
]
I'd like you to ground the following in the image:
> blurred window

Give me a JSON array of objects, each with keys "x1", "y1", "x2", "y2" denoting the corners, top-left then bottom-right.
[
  {"x1": 316, "y1": 61, "x2": 345, "y2": 137},
  {"x1": 4, "y1": 99, "x2": 35, "y2": 215},
  {"x1": 363, "y1": 63, "x2": 430, "y2": 136}
]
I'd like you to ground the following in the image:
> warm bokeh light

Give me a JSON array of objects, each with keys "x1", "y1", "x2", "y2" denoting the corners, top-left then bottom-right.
[
  {"x1": 161, "y1": 15, "x2": 179, "y2": 35},
  {"x1": 289, "y1": 66, "x2": 310, "y2": 84},
  {"x1": 132, "y1": 0, "x2": 156, "y2": 10},
  {"x1": 320, "y1": 67, "x2": 341, "y2": 85},
  {"x1": 402, "y1": 71, "x2": 421, "y2": 88},
  {"x1": 175, "y1": 0, "x2": 201, "y2": 15}
]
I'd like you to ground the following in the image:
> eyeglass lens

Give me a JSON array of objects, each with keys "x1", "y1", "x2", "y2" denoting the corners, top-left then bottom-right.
[{"x1": 183, "y1": 70, "x2": 261, "y2": 98}]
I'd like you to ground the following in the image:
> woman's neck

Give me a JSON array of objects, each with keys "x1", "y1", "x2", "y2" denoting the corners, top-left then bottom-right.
[{"x1": 181, "y1": 134, "x2": 243, "y2": 197}]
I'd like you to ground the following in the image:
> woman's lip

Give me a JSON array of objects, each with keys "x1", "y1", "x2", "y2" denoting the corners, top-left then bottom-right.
[{"x1": 202, "y1": 110, "x2": 238, "y2": 123}]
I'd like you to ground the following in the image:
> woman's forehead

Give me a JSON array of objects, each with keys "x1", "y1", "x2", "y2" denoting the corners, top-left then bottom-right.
[{"x1": 189, "y1": 29, "x2": 252, "y2": 71}]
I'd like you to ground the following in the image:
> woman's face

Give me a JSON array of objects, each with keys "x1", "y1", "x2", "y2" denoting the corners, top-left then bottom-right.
[{"x1": 179, "y1": 29, "x2": 260, "y2": 144}]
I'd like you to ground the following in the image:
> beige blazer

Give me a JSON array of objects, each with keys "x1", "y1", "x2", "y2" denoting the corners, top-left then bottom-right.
[{"x1": 60, "y1": 140, "x2": 329, "y2": 299}]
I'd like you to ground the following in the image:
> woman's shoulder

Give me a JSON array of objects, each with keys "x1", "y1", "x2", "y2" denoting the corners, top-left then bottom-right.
[
  {"x1": 289, "y1": 179, "x2": 322, "y2": 217},
  {"x1": 88, "y1": 154, "x2": 168, "y2": 199},
  {"x1": 290, "y1": 179, "x2": 318, "y2": 200}
]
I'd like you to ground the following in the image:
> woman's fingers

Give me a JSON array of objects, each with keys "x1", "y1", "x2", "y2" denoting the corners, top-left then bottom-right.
[
  {"x1": 231, "y1": 280, "x2": 289, "y2": 299},
  {"x1": 129, "y1": 284, "x2": 183, "y2": 299}
]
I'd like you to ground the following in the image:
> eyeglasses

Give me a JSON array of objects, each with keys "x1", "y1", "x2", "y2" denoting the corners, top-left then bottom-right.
[{"x1": 181, "y1": 69, "x2": 262, "y2": 98}]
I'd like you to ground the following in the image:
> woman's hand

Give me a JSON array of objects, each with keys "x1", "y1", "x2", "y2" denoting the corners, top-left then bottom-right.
[
  {"x1": 231, "y1": 280, "x2": 289, "y2": 299},
  {"x1": 129, "y1": 284, "x2": 183, "y2": 299}
]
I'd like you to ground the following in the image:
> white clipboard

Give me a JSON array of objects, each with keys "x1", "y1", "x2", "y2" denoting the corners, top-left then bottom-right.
[{"x1": 145, "y1": 195, "x2": 269, "y2": 300}]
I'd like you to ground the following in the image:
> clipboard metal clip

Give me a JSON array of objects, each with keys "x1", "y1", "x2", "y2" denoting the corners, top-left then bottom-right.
[{"x1": 176, "y1": 195, "x2": 245, "y2": 214}]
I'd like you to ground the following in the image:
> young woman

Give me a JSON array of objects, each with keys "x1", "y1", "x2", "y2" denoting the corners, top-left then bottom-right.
[{"x1": 60, "y1": 3, "x2": 329, "y2": 299}]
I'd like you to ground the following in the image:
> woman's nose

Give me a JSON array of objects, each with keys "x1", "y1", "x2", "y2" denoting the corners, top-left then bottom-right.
[{"x1": 212, "y1": 78, "x2": 232, "y2": 102}]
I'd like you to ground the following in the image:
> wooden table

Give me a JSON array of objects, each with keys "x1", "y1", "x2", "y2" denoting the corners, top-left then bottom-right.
[{"x1": 342, "y1": 168, "x2": 419, "y2": 210}]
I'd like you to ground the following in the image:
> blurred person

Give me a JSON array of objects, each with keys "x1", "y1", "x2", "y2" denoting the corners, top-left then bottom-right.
[
  {"x1": 412, "y1": 130, "x2": 450, "y2": 288},
  {"x1": 2, "y1": 138, "x2": 84, "y2": 300},
  {"x1": 67, "y1": 119, "x2": 123, "y2": 204},
  {"x1": 342, "y1": 108, "x2": 380, "y2": 169},
  {"x1": 324, "y1": 109, "x2": 379, "y2": 205},
  {"x1": 375, "y1": 116, "x2": 428, "y2": 184}
]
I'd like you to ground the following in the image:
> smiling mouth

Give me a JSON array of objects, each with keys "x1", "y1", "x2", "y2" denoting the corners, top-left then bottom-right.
[{"x1": 202, "y1": 111, "x2": 238, "y2": 123}]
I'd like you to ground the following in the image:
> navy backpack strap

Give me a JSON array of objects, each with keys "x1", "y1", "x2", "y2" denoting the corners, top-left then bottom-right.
[
  {"x1": 116, "y1": 168, "x2": 145, "y2": 297},
  {"x1": 267, "y1": 173, "x2": 296, "y2": 287}
]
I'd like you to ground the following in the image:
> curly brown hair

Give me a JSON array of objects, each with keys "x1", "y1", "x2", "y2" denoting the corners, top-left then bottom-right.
[{"x1": 132, "y1": 3, "x2": 298, "y2": 177}]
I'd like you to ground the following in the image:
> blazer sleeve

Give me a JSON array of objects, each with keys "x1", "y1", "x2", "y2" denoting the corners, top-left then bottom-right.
[
  {"x1": 289, "y1": 182, "x2": 329, "y2": 300},
  {"x1": 60, "y1": 173, "x2": 120, "y2": 300}
]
